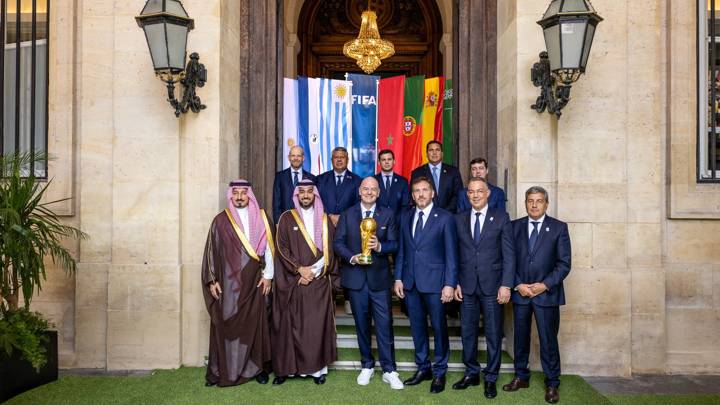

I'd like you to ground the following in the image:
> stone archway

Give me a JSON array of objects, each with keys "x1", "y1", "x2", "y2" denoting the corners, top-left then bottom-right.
[{"x1": 296, "y1": 0, "x2": 444, "y2": 78}]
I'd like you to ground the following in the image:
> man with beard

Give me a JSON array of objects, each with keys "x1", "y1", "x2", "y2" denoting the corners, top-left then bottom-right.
[
  {"x1": 394, "y1": 176, "x2": 458, "y2": 394},
  {"x1": 272, "y1": 179, "x2": 339, "y2": 385},
  {"x1": 201, "y1": 180, "x2": 274, "y2": 387}
]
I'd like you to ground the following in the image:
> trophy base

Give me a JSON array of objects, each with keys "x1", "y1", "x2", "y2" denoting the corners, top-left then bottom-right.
[{"x1": 357, "y1": 255, "x2": 373, "y2": 265}]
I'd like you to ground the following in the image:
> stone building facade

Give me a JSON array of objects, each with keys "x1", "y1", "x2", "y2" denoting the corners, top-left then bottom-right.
[{"x1": 24, "y1": 0, "x2": 720, "y2": 376}]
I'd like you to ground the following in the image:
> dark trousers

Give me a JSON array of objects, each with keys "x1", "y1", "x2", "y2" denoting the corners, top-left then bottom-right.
[
  {"x1": 404, "y1": 287, "x2": 449, "y2": 377},
  {"x1": 347, "y1": 283, "x2": 396, "y2": 372},
  {"x1": 460, "y1": 286, "x2": 503, "y2": 382},
  {"x1": 513, "y1": 302, "x2": 561, "y2": 388}
]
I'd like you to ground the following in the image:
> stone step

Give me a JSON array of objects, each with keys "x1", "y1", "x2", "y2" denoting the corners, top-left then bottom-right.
[
  {"x1": 330, "y1": 347, "x2": 514, "y2": 372},
  {"x1": 335, "y1": 312, "x2": 464, "y2": 328},
  {"x1": 335, "y1": 324, "x2": 505, "y2": 351}
]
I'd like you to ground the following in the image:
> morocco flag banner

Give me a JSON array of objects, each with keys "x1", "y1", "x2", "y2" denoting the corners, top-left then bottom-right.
[
  {"x1": 402, "y1": 76, "x2": 425, "y2": 179},
  {"x1": 420, "y1": 77, "x2": 444, "y2": 164},
  {"x1": 376, "y1": 76, "x2": 406, "y2": 174}
]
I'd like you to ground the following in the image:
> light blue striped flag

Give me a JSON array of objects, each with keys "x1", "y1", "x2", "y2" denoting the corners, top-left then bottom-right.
[{"x1": 310, "y1": 78, "x2": 353, "y2": 174}]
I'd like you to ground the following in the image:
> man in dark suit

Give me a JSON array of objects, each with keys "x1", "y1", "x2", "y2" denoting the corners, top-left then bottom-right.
[
  {"x1": 394, "y1": 176, "x2": 458, "y2": 394},
  {"x1": 451, "y1": 177, "x2": 515, "y2": 398},
  {"x1": 374, "y1": 149, "x2": 410, "y2": 217},
  {"x1": 456, "y1": 158, "x2": 507, "y2": 213},
  {"x1": 333, "y1": 177, "x2": 404, "y2": 390},
  {"x1": 410, "y1": 141, "x2": 463, "y2": 213},
  {"x1": 272, "y1": 145, "x2": 316, "y2": 223},
  {"x1": 317, "y1": 146, "x2": 362, "y2": 226},
  {"x1": 502, "y1": 186, "x2": 571, "y2": 404}
]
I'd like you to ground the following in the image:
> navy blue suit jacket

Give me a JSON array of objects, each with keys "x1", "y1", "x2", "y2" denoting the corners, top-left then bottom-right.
[
  {"x1": 511, "y1": 215, "x2": 571, "y2": 307},
  {"x1": 457, "y1": 183, "x2": 507, "y2": 213},
  {"x1": 395, "y1": 205, "x2": 458, "y2": 293},
  {"x1": 333, "y1": 204, "x2": 398, "y2": 291},
  {"x1": 454, "y1": 208, "x2": 515, "y2": 296},
  {"x1": 316, "y1": 170, "x2": 362, "y2": 215},
  {"x1": 374, "y1": 172, "x2": 410, "y2": 217},
  {"x1": 272, "y1": 168, "x2": 316, "y2": 223},
  {"x1": 411, "y1": 163, "x2": 463, "y2": 213}
]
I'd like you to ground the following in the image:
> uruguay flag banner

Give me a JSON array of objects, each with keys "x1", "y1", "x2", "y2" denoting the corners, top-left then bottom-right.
[
  {"x1": 348, "y1": 73, "x2": 379, "y2": 178},
  {"x1": 312, "y1": 78, "x2": 353, "y2": 174},
  {"x1": 282, "y1": 78, "x2": 300, "y2": 169}
]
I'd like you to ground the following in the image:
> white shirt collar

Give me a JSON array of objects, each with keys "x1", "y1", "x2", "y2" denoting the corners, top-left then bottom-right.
[
  {"x1": 471, "y1": 204, "x2": 488, "y2": 217},
  {"x1": 429, "y1": 162, "x2": 442, "y2": 171},
  {"x1": 416, "y1": 202, "x2": 434, "y2": 218},
  {"x1": 528, "y1": 215, "x2": 546, "y2": 232},
  {"x1": 360, "y1": 203, "x2": 376, "y2": 217},
  {"x1": 334, "y1": 170, "x2": 347, "y2": 177}
]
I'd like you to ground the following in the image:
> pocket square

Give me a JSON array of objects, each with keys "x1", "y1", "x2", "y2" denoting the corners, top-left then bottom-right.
[{"x1": 293, "y1": 226, "x2": 299, "y2": 230}]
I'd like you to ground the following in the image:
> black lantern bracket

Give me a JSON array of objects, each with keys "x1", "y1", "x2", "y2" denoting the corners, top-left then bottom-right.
[
  {"x1": 157, "y1": 52, "x2": 207, "y2": 117},
  {"x1": 531, "y1": 51, "x2": 571, "y2": 119}
]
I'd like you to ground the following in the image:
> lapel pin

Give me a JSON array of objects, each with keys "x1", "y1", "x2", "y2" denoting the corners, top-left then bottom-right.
[
  {"x1": 293, "y1": 226, "x2": 299, "y2": 231},
  {"x1": 546, "y1": 227, "x2": 550, "y2": 232},
  {"x1": 489, "y1": 217, "x2": 494, "y2": 222},
  {"x1": 434, "y1": 213, "x2": 438, "y2": 217}
]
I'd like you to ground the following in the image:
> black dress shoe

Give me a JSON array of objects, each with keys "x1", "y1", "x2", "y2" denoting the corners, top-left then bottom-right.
[
  {"x1": 272, "y1": 376, "x2": 287, "y2": 385},
  {"x1": 452, "y1": 374, "x2": 480, "y2": 390},
  {"x1": 545, "y1": 386, "x2": 559, "y2": 404},
  {"x1": 502, "y1": 377, "x2": 529, "y2": 391},
  {"x1": 255, "y1": 371, "x2": 269, "y2": 384},
  {"x1": 204, "y1": 381, "x2": 216, "y2": 387},
  {"x1": 403, "y1": 369, "x2": 433, "y2": 386},
  {"x1": 313, "y1": 374, "x2": 327, "y2": 385},
  {"x1": 430, "y1": 375, "x2": 446, "y2": 394},
  {"x1": 484, "y1": 381, "x2": 497, "y2": 398}
]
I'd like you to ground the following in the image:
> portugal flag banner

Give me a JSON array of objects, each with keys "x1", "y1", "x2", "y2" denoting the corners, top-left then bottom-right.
[
  {"x1": 376, "y1": 76, "x2": 405, "y2": 175},
  {"x1": 420, "y1": 77, "x2": 444, "y2": 164},
  {"x1": 402, "y1": 76, "x2": 425, "y2": 179}
]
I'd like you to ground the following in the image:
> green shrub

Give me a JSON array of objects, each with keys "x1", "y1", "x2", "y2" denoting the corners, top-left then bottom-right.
[{"x1": 0, "y1": 308, "x2": 53, "y2": 370}]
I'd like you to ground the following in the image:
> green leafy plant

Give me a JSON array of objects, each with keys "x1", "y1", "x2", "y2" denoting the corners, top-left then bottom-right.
[
  {"x1": 0, "y1": 308, "x2": 53, "y2": 370},
  {"x1": 0, "y1": 151, "x2": 87, "y2": 369}
]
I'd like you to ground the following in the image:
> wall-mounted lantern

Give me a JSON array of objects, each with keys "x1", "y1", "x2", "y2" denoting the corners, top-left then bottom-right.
[
  {"x1": 531, "y1": 0, "x2": 603, "y2": 118},
  {"x1": 136, "y1": 0, "x2": 207, "y2": 117}
]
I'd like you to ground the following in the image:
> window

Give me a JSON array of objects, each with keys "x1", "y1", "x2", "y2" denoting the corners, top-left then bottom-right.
[{"x1": 1, "y1": 0, "x2": 49, "y2": 177}]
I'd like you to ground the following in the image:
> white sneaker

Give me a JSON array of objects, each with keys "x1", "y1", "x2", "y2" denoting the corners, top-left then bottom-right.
[
  {"x1": 344, "y1": 301, "x2": 353, "y2": 315},
  {"x1": 382, "y1": 371, "x2": 404, "y2": 390},
  {"x1": 357, "y1": 368, "x2": 374, "y2": 385}
]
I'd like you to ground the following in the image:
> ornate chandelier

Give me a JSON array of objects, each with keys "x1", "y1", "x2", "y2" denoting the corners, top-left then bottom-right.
[{"x1": 343, "y1": 10, "x2": 395, "y2": 74}]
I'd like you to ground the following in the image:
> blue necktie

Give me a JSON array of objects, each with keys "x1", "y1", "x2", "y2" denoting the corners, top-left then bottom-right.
[
  {"x1": 414, "y1": 211, "x2": 424, "y2": 241},
  {"x1": 293, "y1": 171, "x2": 299, "y2": 187},
  {"x1": 385, "y1": 175, "x2": 391, "y2": 190},
  {"x1": 336, "y1": 175, "x2": 342, "y2": 187},
  {"x1": 529, "y1": 221, "x2": 539, "y2": 252},
  {"x1": 432, "y1": 166, "x2": 440, "y2": 192},
  {"x1": 365, "y1": 210, "x2": 372, "y2": 218},
  {"x1": 473, "y1": 212, "x2": 482, "y2": 244}
]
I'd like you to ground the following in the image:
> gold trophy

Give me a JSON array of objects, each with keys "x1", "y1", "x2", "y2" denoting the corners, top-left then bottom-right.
[{"x1": 358, "y1": 217, "x2": 377, "y2": 265}]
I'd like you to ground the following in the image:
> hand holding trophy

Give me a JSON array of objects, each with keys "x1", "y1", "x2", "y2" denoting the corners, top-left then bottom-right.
[{"x1": 358, "y1": 217, "x2": 377, "y2": 265}]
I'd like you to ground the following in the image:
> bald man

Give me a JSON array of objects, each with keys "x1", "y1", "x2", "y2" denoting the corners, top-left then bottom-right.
[
  {"x1": 333, "y1": 177, "x2": 403, "y2": 389},
  {"x1": 272, "y1": 145, "x2": 317, "y2": 223}
]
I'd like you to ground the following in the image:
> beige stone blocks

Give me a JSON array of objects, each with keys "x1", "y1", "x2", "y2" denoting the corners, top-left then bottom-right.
[
  {"x1": 667, "y1": 221, "x2": 720, "y2": 264},
  {"x1": 560, "y1": 312, "x2": 631, "y2": 377},
  {"x1": 666, "y1": 265, "x2": 714, "y2": 308},
  {"x1": 666, "y1": 307, "x2": 720, "y2": 374},
  {"x1": 557, "y1": 184, "x2": 627, "y2": 224},
  {"x1": 107, "y1": 310, "x2": 181, "y2": 370}
]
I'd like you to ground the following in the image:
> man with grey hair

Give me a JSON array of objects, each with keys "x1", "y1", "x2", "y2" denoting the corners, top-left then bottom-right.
[
  {"x1": 272, "y1": 145, "x2": 316, "y2": 223},
  {"x1": 503, "y1": 186, "x2": 571, "y2": 404}
]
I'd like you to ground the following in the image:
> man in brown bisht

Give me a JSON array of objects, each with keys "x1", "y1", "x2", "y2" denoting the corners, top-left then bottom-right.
[
  {"x1": 202, "y1": 179, "x2": 275, "y2": 387},
  {"x1": 272, "y1": 178, "x2": 339, "y2": 386}
]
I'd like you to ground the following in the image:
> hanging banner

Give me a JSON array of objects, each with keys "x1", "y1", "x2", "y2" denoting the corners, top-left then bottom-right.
[{"x1": 348, "y1": 73, "x2": 379, "y2": 178}]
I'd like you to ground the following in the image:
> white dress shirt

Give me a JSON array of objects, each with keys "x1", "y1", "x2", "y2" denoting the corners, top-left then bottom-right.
[
  {"x1": 527, "y1": 214, "x2": 546, "y2": 238},
  {"x1": 470, "y1": 204, "x2": 489, "y2": 238},
  {"x1": 236, "y1": 207, "x2": 274, "y2": 280},
  {"x1": 412, "y1": 202, "x2": 434, "y2": 238},
  {"x1": 300, "y1": 206, "x2": 325, "y2": 277}
]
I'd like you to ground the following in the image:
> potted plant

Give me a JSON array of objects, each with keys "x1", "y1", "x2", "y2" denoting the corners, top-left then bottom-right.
[{"x1": 0, "y1": 152, "x2": 87, "y2": 402}]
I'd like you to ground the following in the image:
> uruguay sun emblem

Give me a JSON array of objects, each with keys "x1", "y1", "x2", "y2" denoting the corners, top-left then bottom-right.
[
  {"x1": 402, "y1": 116, "x2": 417, "y2": 136},
  {"x1": 334, "y1": 84, "x2": 348, "y2": 100}
]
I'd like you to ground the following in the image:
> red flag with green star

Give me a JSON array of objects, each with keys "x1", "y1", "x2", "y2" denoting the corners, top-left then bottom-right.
[{"x1": 376, "y1": 75, "x2": 405, "y2": 174}]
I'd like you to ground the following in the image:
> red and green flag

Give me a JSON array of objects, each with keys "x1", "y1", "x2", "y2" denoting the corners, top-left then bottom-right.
[
  {"x1": 376, "y1": 76, "x2": 406, "y2": 174},
  {"x1": 401, "y1": 76, "x2": 425, "y2": 179},
  {"x1": 442, "y1": 79, "x2": 454, "y2": 165}
]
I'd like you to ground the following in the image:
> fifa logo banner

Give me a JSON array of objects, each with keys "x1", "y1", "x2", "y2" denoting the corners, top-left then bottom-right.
[{"x1": 284, "y1": 74, "x2": 451, "y2": 177}]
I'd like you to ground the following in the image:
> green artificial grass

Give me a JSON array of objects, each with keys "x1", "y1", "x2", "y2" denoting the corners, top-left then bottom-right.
[
  {"x1": 337, "y1": 347, "x2": 513, "y2": 363},
  {"x1": 607, "y1": 395, "x2": 720, "y2": 405},
  {"x1": 6, "y1": 369, "x2": 611, "y2": 405}
]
